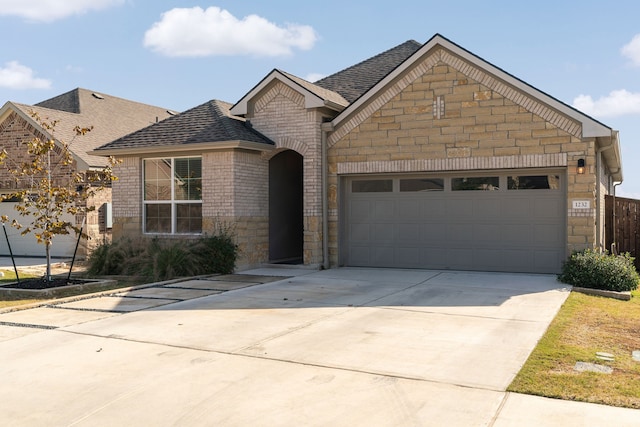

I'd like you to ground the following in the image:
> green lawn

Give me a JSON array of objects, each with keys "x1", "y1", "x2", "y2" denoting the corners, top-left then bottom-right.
[
  {"x1": 0, "y1": 269, "x2": 142, "y2": 309},
  {"x1": 509, "y1": 289, "x2": 640, "y2": 409}
]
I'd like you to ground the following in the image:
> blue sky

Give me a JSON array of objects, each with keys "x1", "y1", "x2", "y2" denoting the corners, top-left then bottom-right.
[{"x1": 1, "y1": 1, "x2": 640, "y2": 197}]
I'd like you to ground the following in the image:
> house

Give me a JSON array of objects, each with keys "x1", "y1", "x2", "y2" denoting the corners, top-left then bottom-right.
[
  {"x1": 0, "y1": 88, "x2": 175, "y2": 257},
  {"x1": 94, "y1": 34, "x2": 623, "y2": 274}
]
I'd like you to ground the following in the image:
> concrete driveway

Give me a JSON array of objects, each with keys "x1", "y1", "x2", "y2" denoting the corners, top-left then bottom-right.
[{"x1": 0, "y1": 267, "x2": 638, "y2": 426}]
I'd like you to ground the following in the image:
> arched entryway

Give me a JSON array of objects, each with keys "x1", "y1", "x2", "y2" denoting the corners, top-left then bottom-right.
[{"x1": 269, "y1": 150, "x2": 303, "y2": 264}]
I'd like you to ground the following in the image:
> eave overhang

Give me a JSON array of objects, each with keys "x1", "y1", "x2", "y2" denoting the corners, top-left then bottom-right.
[{"x1": 91, "y1": 140, "x2": 275, "y2": 157}]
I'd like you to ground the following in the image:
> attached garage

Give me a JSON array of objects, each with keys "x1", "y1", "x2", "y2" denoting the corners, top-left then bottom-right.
[
  {"x1": 0, "y1": 201, "x2": 77, "y2": 258},
  {"x1": 343, "y1": 171, "x2": 566, "y2": 274}
]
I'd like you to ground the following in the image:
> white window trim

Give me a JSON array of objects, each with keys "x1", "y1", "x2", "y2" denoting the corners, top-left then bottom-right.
[{"x1": 142, "y1": 156, "x2": 202, "y2": 235}]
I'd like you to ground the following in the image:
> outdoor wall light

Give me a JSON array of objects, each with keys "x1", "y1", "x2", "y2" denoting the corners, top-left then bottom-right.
[{"x1": 577, "y1": 158, "x2": 585, "y2": 175}]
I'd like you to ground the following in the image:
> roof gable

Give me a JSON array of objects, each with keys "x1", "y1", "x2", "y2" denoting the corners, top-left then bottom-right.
[
  {"x1": 0, "y1": 88, "x2": 175, "y2": 169},
  {"x1": 230, "y1": 69, "x2": 348, "y2": 117},
  {"x1": 327, "y1": 34, "x2": 621, "y2": 181},
  {"x1": 332, "y1": 34, "x2": 613, "y2": 139}
]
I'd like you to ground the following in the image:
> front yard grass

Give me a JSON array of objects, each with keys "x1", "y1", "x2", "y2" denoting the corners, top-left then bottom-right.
[
  {"x1": 0, "y1": 269, "x2": 144, "y2": 309},
  {"x1": 508, "y1": 289, "x2": 640, "y2": 409}
]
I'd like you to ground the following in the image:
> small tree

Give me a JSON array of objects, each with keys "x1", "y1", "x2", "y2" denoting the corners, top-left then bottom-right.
[{"x1": 0, "y1": 111, "x2": 119, "y2": 281}]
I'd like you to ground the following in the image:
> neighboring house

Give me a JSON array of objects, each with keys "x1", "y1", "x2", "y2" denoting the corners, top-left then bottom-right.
[
  {"x1": 94, "y1": 34, "x2": 623, "y2": 274},
  {"x1": 0, "y1": 88, "x2": 175, "y2": 258}
]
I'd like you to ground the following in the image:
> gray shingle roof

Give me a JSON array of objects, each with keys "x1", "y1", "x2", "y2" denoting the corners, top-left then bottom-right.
[
  {"x1": 96, "y1": 99, "x2": 274, "y2": 151},
  {"x1": 314, "y1": 40, "x2": 422, "y2": 103},
  {"x1": 278, "y1": 70, "x2": 349, "y2": 108},
  {"x1": 9, "y1": 88, "x2": 174, "y2": 168}
]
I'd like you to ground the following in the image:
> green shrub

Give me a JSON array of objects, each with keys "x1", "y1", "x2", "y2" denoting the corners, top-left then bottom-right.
[
  {"x1": 87, "y1": 224, "x2": 238, "y2": 280},
  {"x1": 191, "y1": 234, "x2": 238, "y2": 275},
  {"x1": 558, "y1": 249, "x2": 639, "y2": 292},
  {"x1": 87, "y1": 238, "x2": 146, "y2": 276}
]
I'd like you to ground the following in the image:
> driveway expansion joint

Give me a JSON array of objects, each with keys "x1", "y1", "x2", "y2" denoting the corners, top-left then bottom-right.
[{"x1": 0, "y1": 320, "x2": 57, "y2": 330}]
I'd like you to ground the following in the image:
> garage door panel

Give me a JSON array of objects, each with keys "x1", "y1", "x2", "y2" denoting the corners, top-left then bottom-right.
[
  {"x1": 448, "y1": 223, "x2": 475, "y2": 242},
  {"x1": 420, "y1": 199, "x2": 446, "y2": 217},
  {"x1": 501, "y1": 224, "x2": 532, "y2": 244},
  {"x1": 350, "y1": 200, "x2": 371, "y2": 221},
  {"x1": 503, "y1": 198, "x2": 531, "y2": 216},
  {"x1": 350, "y1": 223, "x2": 370, "y2": 242},
  {"x1": 372, "y1": 224, "x2": 394, "y2": 242},
  {"x1": 398, "y1": 224, "x2": 421, "y2": 241},
  {"x1": 420, "y1": 224, "x2": 447, "y2": 242},
  {"x1": 500, "y1": 249, "x2": 532, "y2": 271},
  {"x1": 474, "y1": 248, "x2": 504, "y2": 269},
  {"x1": 447, "y1": 248, "x2": 475, "y2": 269},
  {"x1": 533, "y1": 224, "x2": 563, "y2": 245},
  {"x1": 447, "y1": 199, "x2": 474, "y2": 216},
  {"x1": 372, "y1": 246, "x2": 394, "y2": 265},
  {"x1": 345, "y1": 172, "x2": 565, "y2": 274},
  {"x1": 477, "y1": 199, "x2": 501, "y2": 216},
  {"x1": 474, "y1": 224, "x2": 502, "y2": 243},
  {"x1": 421, "y1": 248, "x2": 447, "y2": 268},
  {"x1": 348, "y1": 245, "x2": 370, "y2": 265},
  {"x1": 374, "y1": 200, "x2": 395, "y2": 220},
  {"x1": 533, "y1": 198, "x2": 562, "y2": 217},
  {"x1": 397, "y1": 247, "x2": 420, "y2": 266},
  {"x1": 397, "y1": 200, "x2": 422, "y2": 220}
]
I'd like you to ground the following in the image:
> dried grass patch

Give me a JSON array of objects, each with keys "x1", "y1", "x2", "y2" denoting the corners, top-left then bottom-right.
[{"x1": 509, "y1": 289, "x2": 640, "y2": 409}]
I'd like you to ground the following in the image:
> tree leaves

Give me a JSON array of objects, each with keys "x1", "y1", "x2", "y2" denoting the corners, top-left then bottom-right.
[{"x1": 0, "y1": 110, "x2": 120, "y2": 280}]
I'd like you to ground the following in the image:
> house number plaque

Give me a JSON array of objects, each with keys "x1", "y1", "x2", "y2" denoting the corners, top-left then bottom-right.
[{"x1": 572, "y1": 200, "x2": 591, "y2": 209}]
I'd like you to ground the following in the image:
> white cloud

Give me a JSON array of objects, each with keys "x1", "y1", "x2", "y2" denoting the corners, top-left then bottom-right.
[
  {"x1": 0, "y1": 61, "x2": 51, "y2": 90},
  {"x1": 0, "y1": 0, "x2": 124, "y2": 22},
  {"x1": 621, "y1": 34, "x2": 640, "y2": 66},
  {"x1": 143, "y1": 7, "x2": 318, "y2": 57},
  {"x1": 305, "y1": 73, "x2": 326, "y2": 83},
  {"x1": 572, "y1": 90, "x2": 640, "y2": 118}
]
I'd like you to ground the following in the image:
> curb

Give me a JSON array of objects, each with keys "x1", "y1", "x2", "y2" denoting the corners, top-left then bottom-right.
[{"x1": 572, "y1": 286, "x2": 632, "y2": 301}]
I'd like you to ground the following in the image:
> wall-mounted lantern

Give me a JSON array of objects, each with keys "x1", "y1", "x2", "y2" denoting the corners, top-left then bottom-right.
[{"x1": 577, "y1": 158, "x2": 585, "y2": 175}]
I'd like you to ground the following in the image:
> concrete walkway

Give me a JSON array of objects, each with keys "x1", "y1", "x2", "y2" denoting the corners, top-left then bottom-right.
[{"x1": 0, "y1": 267, "x2": 638, "y2": 426}]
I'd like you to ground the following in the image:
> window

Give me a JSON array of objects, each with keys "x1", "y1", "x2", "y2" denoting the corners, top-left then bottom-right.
[
  {"x1": 143, "y1": 157, "x2": 202, "y2": 234},
  {"x1": 352, "y1": 179, "x2": 392, "y2": 193},
  {"x1": 508, "y1": 175, "x2": 560, "y2": 190},
  {"x1": 400, "y1": 178, "x2": 444, "y2": 192},
  {"x1": 452, "y1": 177, "x2": 499, "y2": 191}
]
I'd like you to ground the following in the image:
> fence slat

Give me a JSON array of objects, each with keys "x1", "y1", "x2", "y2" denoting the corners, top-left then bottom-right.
[{"x1": 605, "y1": 195, "x2": 640, "y2": 270}]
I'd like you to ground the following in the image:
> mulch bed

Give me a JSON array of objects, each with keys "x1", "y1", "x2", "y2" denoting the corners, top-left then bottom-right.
[{"x1": 1, "y1": 278, "x2": 88, "y2": 290}]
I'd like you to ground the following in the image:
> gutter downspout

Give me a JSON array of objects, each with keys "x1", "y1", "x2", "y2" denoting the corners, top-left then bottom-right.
[
  {"x1": 321, "y1": 122, "x2": 333, "y2": 270},
  {"x1": 611, "y1": 181, "x2": 622, "y2": 254}
]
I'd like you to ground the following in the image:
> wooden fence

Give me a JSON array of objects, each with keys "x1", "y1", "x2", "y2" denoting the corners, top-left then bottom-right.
[{"x1": 605, "y1": 195, "x2": 640, "y2": 270}]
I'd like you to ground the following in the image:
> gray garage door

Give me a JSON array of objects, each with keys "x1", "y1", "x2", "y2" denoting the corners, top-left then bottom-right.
[{"x1": 343, "y1": 171, "x2": 566, "y2": 274}]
